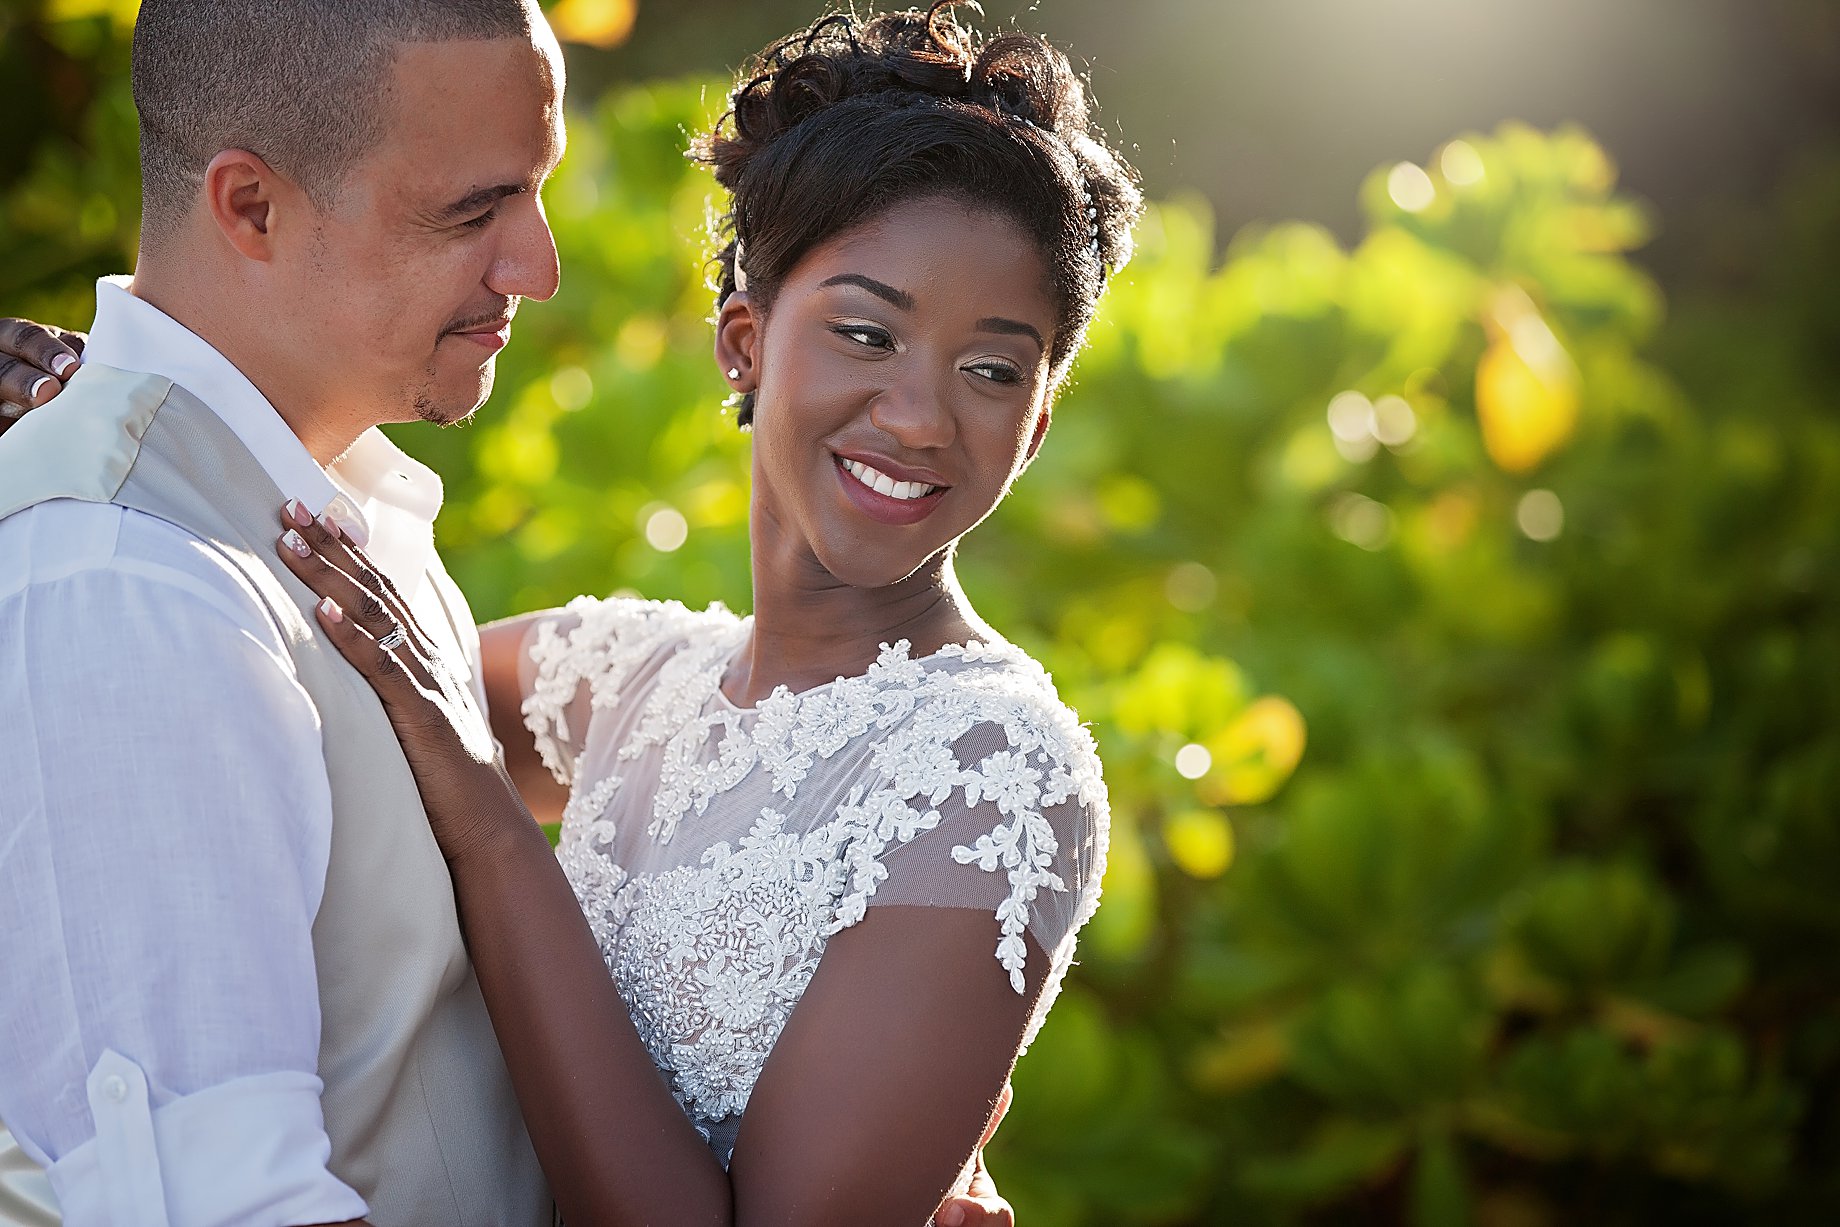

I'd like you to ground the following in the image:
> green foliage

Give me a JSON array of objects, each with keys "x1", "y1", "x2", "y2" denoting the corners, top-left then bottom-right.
[{"x1": 5, "y1": 7, "x2": 1837, "y2": 1222}]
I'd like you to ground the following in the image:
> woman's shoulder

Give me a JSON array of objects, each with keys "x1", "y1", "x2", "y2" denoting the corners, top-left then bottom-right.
[
  {"x1": 919, "y1": 640, "x2": 1105, "y2": 784},
  {"x1": 521, "y1": 596, "x2": 746, "y2": 785},
  {"x1": 529, "y1": 594, "x2": 745, "y2": 674}
]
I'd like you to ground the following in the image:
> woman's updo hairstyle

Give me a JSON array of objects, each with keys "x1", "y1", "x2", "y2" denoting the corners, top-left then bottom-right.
[{"x1": 694, "y1": 1, "x2": 1143, "y2": 425}]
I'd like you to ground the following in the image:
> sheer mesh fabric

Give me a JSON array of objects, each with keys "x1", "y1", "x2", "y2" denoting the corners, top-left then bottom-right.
[{"x1": 517, "y1": 596, "x2": 1109, "y2": 1161}]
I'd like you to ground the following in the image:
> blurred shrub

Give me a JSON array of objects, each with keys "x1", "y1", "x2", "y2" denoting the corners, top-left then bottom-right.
[{"x1": 4, "y1": 5, "x2": 1837, "y2": 1223}]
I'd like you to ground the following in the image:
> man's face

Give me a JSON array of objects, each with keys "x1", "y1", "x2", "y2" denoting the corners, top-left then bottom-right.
[{"x1": 281, "y1": 30, "x2": 567, "y2": 428}]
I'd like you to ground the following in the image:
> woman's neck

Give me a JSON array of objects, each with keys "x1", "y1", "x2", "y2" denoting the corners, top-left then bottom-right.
[{"x1": 723, "y1": 515, "x2": 988, "y2": 708}]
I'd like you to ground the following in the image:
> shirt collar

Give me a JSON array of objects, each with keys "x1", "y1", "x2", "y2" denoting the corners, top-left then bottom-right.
[{"x1": 81, "y1": 277, "x2": 444, "y2": 546}]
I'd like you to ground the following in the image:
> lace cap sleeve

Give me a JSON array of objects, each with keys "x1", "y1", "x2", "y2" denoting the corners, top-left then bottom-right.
[
  {"x1": 824, "y1": 654, "x2": 1111, "y2": 999},
  {"x1": 519, "y1": 595, "x2": 673, "y2": 786}
]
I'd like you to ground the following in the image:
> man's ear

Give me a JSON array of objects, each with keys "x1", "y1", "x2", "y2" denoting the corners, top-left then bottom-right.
[
  {"x1": 201, "y1": 149, "x2": 291, "y2": 262},
  {"x1": 713, "y1": 291, "x2": 760, "y2": 394}
]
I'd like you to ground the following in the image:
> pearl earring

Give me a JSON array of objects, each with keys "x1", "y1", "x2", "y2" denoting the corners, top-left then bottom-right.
[{"x1": 727, "y1": 367, "x2": 741, "y2": 381}]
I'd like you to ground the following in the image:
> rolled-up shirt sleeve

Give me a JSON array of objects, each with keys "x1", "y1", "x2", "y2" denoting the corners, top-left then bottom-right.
[{"x1": 0, "y1": 503, "x2": 368, "y2": 1226}]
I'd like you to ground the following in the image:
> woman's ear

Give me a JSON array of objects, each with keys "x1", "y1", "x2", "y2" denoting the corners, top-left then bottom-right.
[
  {"x1": 714, "y1": 292, "x2": 760, "y2": 395},
  {"x1": 202, "y1": 149, "x2": 289, "y2": 262},
  {"x1": 1023, "y1": 405, "x2": 1052, "y2": 465}
]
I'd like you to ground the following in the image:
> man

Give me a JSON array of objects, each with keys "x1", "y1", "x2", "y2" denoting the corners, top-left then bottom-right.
[
  {"x1": 0, "y1": 4, "x2": 1013, "y2": 1224},
  {"x1": 0, "y1": 2, "x2": 564, "y2": 1221}
]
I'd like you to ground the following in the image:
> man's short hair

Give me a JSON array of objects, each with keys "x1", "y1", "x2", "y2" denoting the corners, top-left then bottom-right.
[{"x1": 132, "y1": 0, "x2": 540, "y2": 240}]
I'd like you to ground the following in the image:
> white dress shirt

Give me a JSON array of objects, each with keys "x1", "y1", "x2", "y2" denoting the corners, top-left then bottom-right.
[{"x1": 0, "y1": 277, "x2": 484, "y2": 1225}]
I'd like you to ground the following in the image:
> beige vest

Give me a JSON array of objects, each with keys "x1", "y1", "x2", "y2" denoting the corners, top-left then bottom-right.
[{"x1": 0, "y1": 366, "x2": 549, "y2": 1226}]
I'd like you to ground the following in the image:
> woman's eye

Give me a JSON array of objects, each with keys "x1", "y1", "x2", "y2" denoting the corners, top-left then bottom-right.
[
  {"x1": 832, "y1": 323, "x2": 894, "y2": 350},
  {"x1": 459, "y1": 208, "x2": 499, "y2": 232},
  {"x1": 966, "y1": 360, "x2": 1024, "y2": 386}
]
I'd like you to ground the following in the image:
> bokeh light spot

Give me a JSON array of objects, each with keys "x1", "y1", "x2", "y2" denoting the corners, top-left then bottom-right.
[
  {"x1": 550, "y1": 365, "x2": 594, "y2": 412},
  {"x1": 1387, "y1": 162, "x2": 1436, "y2": 213},
  {"x1": 1175, "y1": 743, "x2": 1213, "y2": 780},
  {"x1": 642, "y1": 504, "x2": 689, "y2": 552},
  {"x1": 548, "y1": 0, "x2": 638, "y2": 49},
  {"x1": 1165, "y1": 562, "x2": 1219, "y2": 612},
  {"x1": 1517, "y1": 488, "x2": 1565, "y2": 541},
  {"x1": 1164, "y1": 809, "x2": 1235, "y2": 879},
  {"x1": 1440, "y1": 139, "x2": 1485, "y2": 186},
  {"x1": 616, "y1": 315, "x2": 668, "y2": 371},
  {"x1": 1327, "y1": 390, "x2": 1375, "y2": 441},
  {"x1": 1330, "y1": 492, "x2": 1394, "y2": 550},
  {"x1": 1372, "y1": 395, "x2": 1418, "y2": 447}
]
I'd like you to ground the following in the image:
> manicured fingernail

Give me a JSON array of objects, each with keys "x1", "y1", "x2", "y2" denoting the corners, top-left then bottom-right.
[
  {"x1": 938, "y1": 1206, "x2": 966, "y2": 1227},
  {"x1": 52, "y1": 354, "x2": 77, "y2": 378},
  {"x1": 286, "y1": 498, "x2": 312, "y2": 527},
  {"x1": 319, "y1": 514, "x2": 341, "y2": 539},
  {"x1": 319, "y1": 597, "x2": 343, "y2": 623},
  {"x1": 29, "y1": 376, "x2": 51, "y2": 403},
  {"x1": 282, "y1": 528, "x2": 310, "y2": 557}
]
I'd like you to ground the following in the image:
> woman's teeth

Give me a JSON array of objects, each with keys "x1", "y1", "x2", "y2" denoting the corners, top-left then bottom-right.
[{"x1": 842, "y1": 458, "x2": 939, "y2": 502}]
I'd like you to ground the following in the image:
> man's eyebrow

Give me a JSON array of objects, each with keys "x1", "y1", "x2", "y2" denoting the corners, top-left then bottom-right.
[
  {"x1": 435, "y1": 184, "x2": 526, "y2": 222},
  {"x1": 817, "y1": 273, "x2": 914, "y2": 311},
  {"x1": 976, "y1": 317, "x2": 1045, "y2": 351}
]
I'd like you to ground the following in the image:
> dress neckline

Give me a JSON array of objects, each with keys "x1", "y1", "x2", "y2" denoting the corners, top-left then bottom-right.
[{"x1": 707, "y1": 617, "x2": 1014, "y2": 715}]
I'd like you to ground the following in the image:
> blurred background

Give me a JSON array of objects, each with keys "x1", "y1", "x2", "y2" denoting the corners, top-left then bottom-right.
[{"x1": 2, "y1": 0, "x2": 1836, "y2": 1222}]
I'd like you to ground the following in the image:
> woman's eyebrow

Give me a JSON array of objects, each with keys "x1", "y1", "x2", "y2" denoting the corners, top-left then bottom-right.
[
  {"x1": 976, "y1": 317, "x2": 1044, "y2": 351},
  {"x1": 817, "y1": 273, "x2": 914, "y2": 311}
]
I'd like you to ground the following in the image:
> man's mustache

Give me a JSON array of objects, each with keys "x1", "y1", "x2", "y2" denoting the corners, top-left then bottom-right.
[{"x1": 442, "y1": 299, "x2": 519, "y2": 336}]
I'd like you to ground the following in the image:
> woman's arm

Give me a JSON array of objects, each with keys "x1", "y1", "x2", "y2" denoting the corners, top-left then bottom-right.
[
  {"x1": 274, "y1": 509, "x2": 1032, "y2": 1226},
  {"x1": 730, "y1": 906, "x2": 1040, "y2": 1226},
  {"x1": 480, "y1": 614, "x2": 570, "y2": 826}
]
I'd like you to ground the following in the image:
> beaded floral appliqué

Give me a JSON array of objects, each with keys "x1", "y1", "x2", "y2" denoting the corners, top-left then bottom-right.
[{"x1": 525, "y1": 596, "x2": 1109, "y2": 1135}]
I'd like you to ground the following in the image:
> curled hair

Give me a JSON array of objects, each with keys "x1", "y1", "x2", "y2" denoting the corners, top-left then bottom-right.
[{"x1": 693, "y1": 1, "x2": 1143, "y2": 424}]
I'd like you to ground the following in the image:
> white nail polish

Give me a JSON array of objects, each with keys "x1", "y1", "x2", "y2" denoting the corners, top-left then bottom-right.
[
  {"x1": 52, "y1": 354, "x2": 78, "y2": 378},
  {"x1": 319, "y1": 597, "x2": 343, "y2": 623},
  {"x1": 283, "y1": 529, "x2": 310, "y2": 557},
  {"x1": 29, "y1": 377, "x2": 51, "y2": 402}
]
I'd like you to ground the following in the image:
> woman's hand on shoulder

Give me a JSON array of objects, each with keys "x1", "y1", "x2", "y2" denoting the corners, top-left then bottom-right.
[
  {"x1": 272, "y1": 500, "x2": 530, "y2": 864},
  {"x1": 0, "y1": 319, "x2": 86, "y2": 432}
]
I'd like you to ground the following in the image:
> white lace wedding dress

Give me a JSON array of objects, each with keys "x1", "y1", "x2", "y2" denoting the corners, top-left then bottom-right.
[{"x1": 517, "y1": 596, "x2": 1111, "y2": 1163}]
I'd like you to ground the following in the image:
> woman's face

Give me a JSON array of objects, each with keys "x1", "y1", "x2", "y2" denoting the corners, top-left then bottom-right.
[{"x1": 727, "y1": 196, "x2": 1059, "y2": 590}]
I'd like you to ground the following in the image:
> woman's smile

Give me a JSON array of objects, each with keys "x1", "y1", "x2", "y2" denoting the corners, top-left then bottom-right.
[{"x1": 835, "y1": 454, "x2": 949, "y2": 526}]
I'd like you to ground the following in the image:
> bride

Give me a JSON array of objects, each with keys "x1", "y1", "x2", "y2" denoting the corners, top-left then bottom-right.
[{"x1": 4, "y1": 5, "x2": 1142, "y2": 1222}]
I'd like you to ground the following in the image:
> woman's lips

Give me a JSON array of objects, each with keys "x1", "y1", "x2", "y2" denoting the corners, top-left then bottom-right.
[{"x1": 834, "y1": 454, "x2": 949, "y2": 526}]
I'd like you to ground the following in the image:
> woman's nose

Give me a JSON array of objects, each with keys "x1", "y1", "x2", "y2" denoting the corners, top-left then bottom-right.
[{"x1": 867, "y1": 378, "x2": 956, "y2": 450}]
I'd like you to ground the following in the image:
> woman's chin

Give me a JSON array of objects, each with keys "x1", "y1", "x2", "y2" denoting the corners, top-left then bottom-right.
[{"x1": 814, "y1": 541, "x2": 953, "y2": 592}]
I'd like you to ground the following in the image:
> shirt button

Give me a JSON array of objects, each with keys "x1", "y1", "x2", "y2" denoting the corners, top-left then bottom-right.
[{"x1": 101, "y1": 1074, "x2": 129, "y2": 1104}]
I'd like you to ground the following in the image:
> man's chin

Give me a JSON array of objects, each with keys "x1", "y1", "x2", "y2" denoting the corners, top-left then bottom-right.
[
  {"x1": 412, "y1": 394, "x2": 488, "y2": 427},
  {"x1": 411, "y1": 370, "x2": 494, "y2": 427}
]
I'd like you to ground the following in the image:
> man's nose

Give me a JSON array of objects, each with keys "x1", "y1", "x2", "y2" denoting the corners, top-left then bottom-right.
[
  {"x1": 868, "y1": 375, "x2": 957, "y2": 451},
  {"x1": 488, "y1": 197, "x2": 561, "y2": 303}
]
